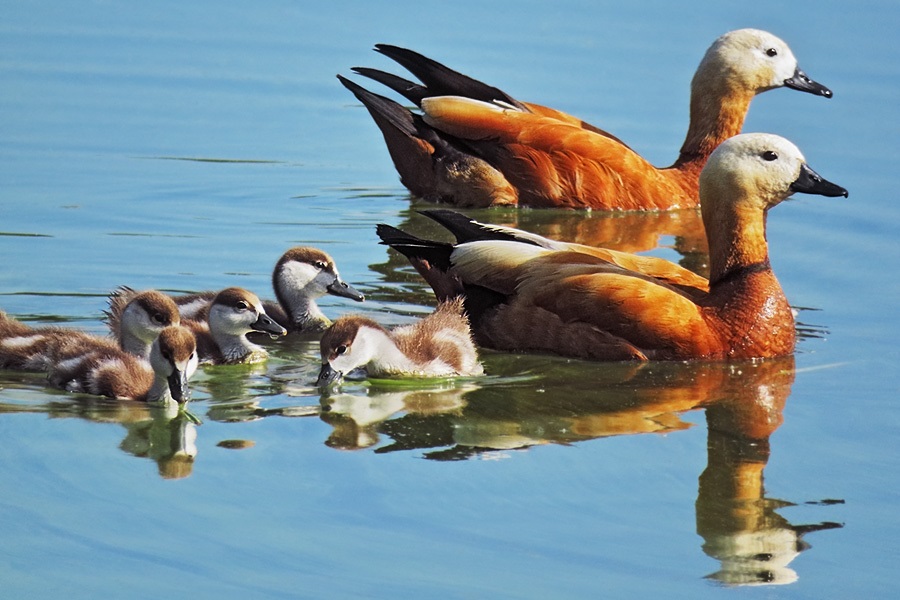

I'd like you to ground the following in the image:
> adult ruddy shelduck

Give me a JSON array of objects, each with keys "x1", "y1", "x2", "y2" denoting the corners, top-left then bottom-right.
[
  {"x1": 341, "y1": 29, "x2": 833, "y2": 209},
  {"x1": 316, "y1": 297, "x2": 483, "y2": 386},
  {"x1": 376, "y1": 133, "x2": 847, "y2": 361}
]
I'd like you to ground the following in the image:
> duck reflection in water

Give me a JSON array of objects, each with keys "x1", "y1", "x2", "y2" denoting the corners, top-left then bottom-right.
[
  {"x1": 696, "y1": 359, "x2": 843, "y2": 586},
  {"x1": 118, "y1": 402, "x2": 199, "y2": 480},
  {"x1": 0, "y1": 392, "x2": 200, "y2": 480},
  {"x1": 319, "y1": 383, "x2": 471, "y2": 450},
  {"x1": 315, "y1": 355, "x2": 842, "y2": 584}
]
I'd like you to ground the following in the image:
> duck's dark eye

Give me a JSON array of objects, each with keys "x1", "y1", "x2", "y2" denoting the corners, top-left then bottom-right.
[
  {"x1": 152, "y1": 313, "x2": 166, "y2": 324},
  {"x1": 314, "y1": 261, "x2": 327, "y2": 270},
  {"x1": 336, "y1": 345, "x2": 348, "y2": 356},
  {"x1": 762, "y1": 150, "x2": 778, "y2": 161},
  {"x1": 765, "y1": 48, "x2": 778, "y2": 57},
  {"x1": 236, "y1": 301, "x2": 250, "y2": 311}
]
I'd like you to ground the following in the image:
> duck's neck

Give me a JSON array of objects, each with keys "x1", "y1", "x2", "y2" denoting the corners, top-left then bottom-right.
[
  {"x1": 677, "y1": 81, "x2": 754, "y2": 166},
  {"x1": 145, "y1": 374, "x2": 174, "y2": 404},
  {"x1": 119, "y1": 328, "x2": 152, "y2": 359},
  {"x1": 705, "y1": 200, "x2": 771, "y2": 286},
  {"x1": 290, "y1": 302, "x2": 330, "y2": 331},
  {"x1": 211, "y1": 329, "x2": 267, "y2": 363},
  {"x1": 276, "y1": 287, "x2": 329, "y2": 331}
]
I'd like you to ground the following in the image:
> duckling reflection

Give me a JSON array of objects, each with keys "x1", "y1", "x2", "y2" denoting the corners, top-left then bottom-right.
[
  {"x1": 319, "y1": 384, "x2": 470, "y2": 450},
  {"x1": 119, "y1": 403, "x2": 199, "y2": 480},
  {"x1": 0, "y1": 394, "x2": 200, "y2": 480}
]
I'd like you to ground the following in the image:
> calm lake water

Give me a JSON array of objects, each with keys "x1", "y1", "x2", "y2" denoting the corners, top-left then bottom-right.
[{"x1": 2, "y1": 1, "x2": 898, "y2": 598}]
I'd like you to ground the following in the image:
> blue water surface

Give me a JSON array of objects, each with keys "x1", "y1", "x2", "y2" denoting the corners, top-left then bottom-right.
[{"x1": 1, "y1": 1, "x2": 898, "y2": 598}]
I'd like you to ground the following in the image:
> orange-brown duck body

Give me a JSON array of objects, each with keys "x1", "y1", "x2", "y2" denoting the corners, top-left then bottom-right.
[
  {"x1": 342, "y1": 29, "x2": 832, "y2": 210},
  {"x1": 377, "y1": 133, "x2": 847, "y2": 361}
]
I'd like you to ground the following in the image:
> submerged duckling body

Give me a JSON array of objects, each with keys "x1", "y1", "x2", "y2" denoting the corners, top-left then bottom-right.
[
  {"x1": 343, "y1": 30, "x2": 832, "y2": 209},
  {"x1": 377, "y1": 133, "x2": 847, "y2": 361},
  {"x1": 317, "y1": 298, "x2": 483, "y2": 386}
]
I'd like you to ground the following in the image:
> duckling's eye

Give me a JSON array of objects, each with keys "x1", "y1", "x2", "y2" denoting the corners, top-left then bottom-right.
[
  {"x1": 762, "y1": 150, "x2": 778, "y2": 161},
  {"x1": 336, "y1": 345, "x2": 348, "y2": 356},
  {"x1": 236, "y1": 301, "x2": 250, "y2": 311},
  {"x1": 152, "y1": 313, "x2": 166, "y2": 324},
  {"x1": 314, "y1": 261, "x2": 327, "y2": 270},
  {"x1": 765, "y1": 48, "x2": 778, "y2": 57}
]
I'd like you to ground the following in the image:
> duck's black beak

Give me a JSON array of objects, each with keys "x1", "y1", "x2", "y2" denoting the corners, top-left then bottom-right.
[
  {"x1": 167, "y1": 367, "x2": 191, "y2": 404},
  {"x1": 791, "y1": 163, "x2": 848, "y2": 198},
  {"x1": 784, "y1": 67, "x2": 832, "y2": 98},
  {"x1": 316, "y1": 362, "x2": 343, "y2": 388},
  {"x1": 327, "y1": 278, "x2": 365, "y2": 302},
  {"x1": 251, "y1": 312, "x2": 288, "y2": 338}
]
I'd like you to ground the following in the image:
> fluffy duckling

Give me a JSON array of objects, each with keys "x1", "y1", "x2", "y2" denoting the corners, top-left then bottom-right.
[
  {"x1": 0, "y1": 311, "x2": 118, "y2": 371},
  {"x1": 173, "y1": 247, "x2": 364, "y2": 333},
  {"x1": 184, "y1": 287, "x2": 287, "y2": 365},
  {"x1": 377, "y1": 133, "x2": 847, "y2": 361},
  {"x1": 316, "y1": 297, "x2": 483, "y2": 386},
  {"x1": 0, "y1": 311, "x2": 197, "y2": 403},
  {"x1": 105, "y1": 288, "x2": 183, "y2": 358},
  {"x1": 342, "y1": 30, "x2": 832, "y2": 209},
  {"x1": 49, "y1": 325, "x2": 199, "y2": 404}
]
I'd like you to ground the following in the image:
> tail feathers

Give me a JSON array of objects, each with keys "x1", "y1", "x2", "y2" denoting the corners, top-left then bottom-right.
[
  {"x1": 373, "y1": 44, "x2": 527, "y2": 110},
  {"x1": 338, "y1": 74, "x2": 421, "y2": 139},
  {"x1": 351, "y1": 67, "x2": 428, "y2": 106},
  {"x1": 420, "y1": 209, "x2": 557, "y2": 249},
  {"x1": 376, "y1": 224, "x2": 463, "y2": 301},
  {"x1": 376, "y1": 224, "x2": 453, "y2": 269}
]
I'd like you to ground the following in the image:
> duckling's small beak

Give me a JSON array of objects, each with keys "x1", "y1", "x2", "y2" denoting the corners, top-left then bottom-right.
[
  {"x1": 251, "y1": 312, "x2": 288, "y2": 338},
  {"x1": 316, "y1": 362, "x2": 343, "y2": 388},
  {"x1": 791, "y1": 163, "x2": 848, "y2": 198},
  {"x1": 784, "y1": 67, "x2": 832, "y2": 98},
  {"x1": 167, "y1": 368, "x2": 191, "y2": 404},
  {"x1": 327, "y1": 278, "x2": 365, "y2": 302}
]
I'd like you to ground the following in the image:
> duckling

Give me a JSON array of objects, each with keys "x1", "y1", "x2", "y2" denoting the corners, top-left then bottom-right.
[
  {"x1": 0, "y1": 311, "x2": 117, "y2": 371},
  {"x1": 0, "y1": 311, "x2": 197, "y2": 403},
  {"x1": 49, "y1": 325, "x2": 198, "y2": 404},
  {"x1": 104, "y1": 288, "x2": 182, "y2": 358},
  {"x1": 171, "y1": 247, "x2": 365, "y2": 333},
  {"x1": 377, "y1": 133, "x2": 847, "y2": 361},
  {"x1": 183, "y1": 287, "x2": 286, "y2": 365},
  {"x1": 317, "y1": 297, "x2": 483, "y2": 386},
  {"x1": 342, "y1": 30, "x2": 832, "y2": 209}
]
